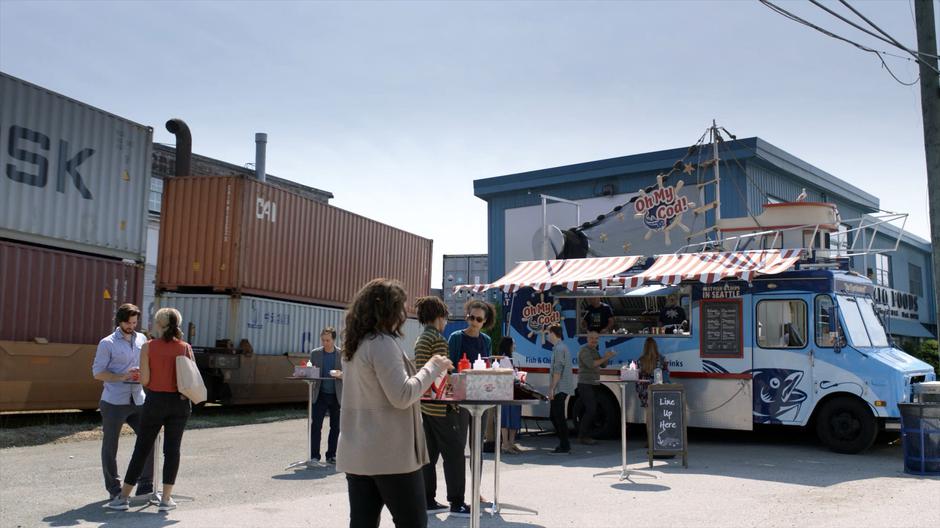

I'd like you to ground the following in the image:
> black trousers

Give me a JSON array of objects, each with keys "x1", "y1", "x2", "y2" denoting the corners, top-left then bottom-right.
[
  {"x1": 347, "y1": 469, "x2": 427, "y2": 528},
  {"x1": 549, "y1": 392, "x2": 570, "y2": 450},
  {"x1": 422, "y1": 408, "x2": 467, "y2": 506},
  {"x1": 311, "y1": 391, "x2": 340, "y2": 460},
  {"x1": 125, "y1": 391, "x2": 191, "y2": 487},
  {"x1": 577, "y1": 383, "x2": 598, "y2": 438}
]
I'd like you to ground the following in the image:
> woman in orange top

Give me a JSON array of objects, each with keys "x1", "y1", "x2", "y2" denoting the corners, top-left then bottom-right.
[{"x1": 106, "y1": 308, "x2": 194, "y2": 512}]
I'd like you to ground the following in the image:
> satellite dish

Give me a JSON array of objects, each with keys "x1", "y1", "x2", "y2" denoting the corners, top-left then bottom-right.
[{"x1": 531, "y1": 225, "x2": 565, "y2": 260}]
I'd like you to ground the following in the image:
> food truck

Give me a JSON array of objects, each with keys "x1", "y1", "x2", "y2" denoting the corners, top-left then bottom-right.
[{"x1": 459, "y1": 202, "x2": 936, "y2": 453}]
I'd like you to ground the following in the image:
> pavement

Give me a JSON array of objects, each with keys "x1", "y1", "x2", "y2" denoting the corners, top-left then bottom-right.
[{"x1": 1, "y1": 419, "x2": 938, "y2": 528}]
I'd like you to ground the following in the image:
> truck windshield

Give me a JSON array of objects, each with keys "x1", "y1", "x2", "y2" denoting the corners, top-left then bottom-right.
[{"x1": 836, "y1": 295, "x2": 889, "y2": 348}]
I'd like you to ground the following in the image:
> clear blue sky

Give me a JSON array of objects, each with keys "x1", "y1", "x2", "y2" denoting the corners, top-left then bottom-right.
[{"x1": 1, "y1": 0, "x2": 934, "y2": 287}]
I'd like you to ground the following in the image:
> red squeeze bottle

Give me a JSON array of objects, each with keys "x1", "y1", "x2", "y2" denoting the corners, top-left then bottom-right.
[{"x1": 458, "y1": 353, "x2": 471, "y2": 373}]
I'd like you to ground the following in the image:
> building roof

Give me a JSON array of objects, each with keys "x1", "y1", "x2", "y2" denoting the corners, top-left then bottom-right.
[
  {"x1": 474, "y1": 137, "x2": 878, "y2": 210},
  {"x1": 152, "y1": 143, "x2": 333, "y2": 202}
]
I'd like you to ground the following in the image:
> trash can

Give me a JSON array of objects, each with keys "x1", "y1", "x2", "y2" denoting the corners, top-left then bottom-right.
[{"x1": 898, "y1": 402, "x2": 940, "y2": 476}]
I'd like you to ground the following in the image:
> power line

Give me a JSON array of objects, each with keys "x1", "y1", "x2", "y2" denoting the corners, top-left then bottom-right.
[
  {"x1": 759, "y1": 0, "x2": 921, "y2": 86},
  {"x1": 838, "y1": 0, "x2": 940, "y2": 64}
]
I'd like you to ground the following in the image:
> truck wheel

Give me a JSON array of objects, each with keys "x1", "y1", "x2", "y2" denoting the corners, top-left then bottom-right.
[{"x1": 815, "y1": 396, "x2": 877, "y2": 454}]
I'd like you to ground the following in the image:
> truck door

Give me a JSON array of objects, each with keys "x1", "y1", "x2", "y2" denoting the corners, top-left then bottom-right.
[{"x1": 752, "y1": 295, "x2": 815, "y2": 425}]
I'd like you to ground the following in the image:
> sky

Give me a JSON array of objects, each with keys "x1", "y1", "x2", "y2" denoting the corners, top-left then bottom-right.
[{"x1": 1, "y1": 0, "x2": 935, "y2": 288}]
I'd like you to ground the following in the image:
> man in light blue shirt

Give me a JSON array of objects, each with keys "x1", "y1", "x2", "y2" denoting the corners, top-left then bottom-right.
[{"x1": 91, "y1": 304, "x2": 154, "y2": 500}]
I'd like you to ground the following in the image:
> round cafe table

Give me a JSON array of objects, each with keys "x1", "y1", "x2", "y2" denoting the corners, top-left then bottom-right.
[
  {"x1": 423, "y1": 398, "x2": 539, "y2": 528},
  {"x1": 285, "y1": 377, "x2": 338, "y2": 470},
  {"x1": 594, "y1": 379, "x2": 657, "y2": 481}
]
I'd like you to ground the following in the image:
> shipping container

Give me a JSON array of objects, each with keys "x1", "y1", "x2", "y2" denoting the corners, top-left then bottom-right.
[
  {"x1": 0, "y1": 240, "x2": 144, "y2": 344},
  {"x1": 155, "y1": 292, "x2": 422, "y2": 405},
  {"x1": 157, "y1": 176, "x2": 432, "y2": 312},
  {"x1": 156, "y1": 292, "x2": 425, "y2": 355},
  {"x1": 0, "y1": 73, "x2": 152, "y2": 261},
  {"x1": 0, "y1": 341, "x2": 101, "y2": 411},
  {"x1": 442, "y1": 254, "x2": 489, "y2": 319}
]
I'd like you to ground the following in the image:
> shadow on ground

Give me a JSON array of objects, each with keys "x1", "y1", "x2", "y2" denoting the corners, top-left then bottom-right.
[{"x1": 41, "y1": 500, "x2": 181, "y2": 528}]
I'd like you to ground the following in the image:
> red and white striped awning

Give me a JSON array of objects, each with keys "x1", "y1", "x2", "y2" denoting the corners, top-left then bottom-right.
[
  {"x1": 457, "y1": 255, "x2": 643, "y2": 293},
  {"x1": 605, "y1": 249, "x2": 803, "y2": 288}
]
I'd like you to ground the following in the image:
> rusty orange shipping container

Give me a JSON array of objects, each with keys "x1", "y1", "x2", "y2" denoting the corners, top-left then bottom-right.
[{"x1": 157, "y1": 176, "x2": 432, "y2": 311}]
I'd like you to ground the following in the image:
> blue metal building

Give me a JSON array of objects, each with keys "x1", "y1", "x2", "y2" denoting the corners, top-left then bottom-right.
[{"x1": 473, "y1": 136, "x2": 936, "y2": 340}]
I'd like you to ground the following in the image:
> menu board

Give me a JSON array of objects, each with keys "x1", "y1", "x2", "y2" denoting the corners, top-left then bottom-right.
[
  {"x1": 700, "y1": 299, "x2": 742, "y2": 358},
  {"x1": 646, "y1": 383, "x2": 688, "y2": 468}
]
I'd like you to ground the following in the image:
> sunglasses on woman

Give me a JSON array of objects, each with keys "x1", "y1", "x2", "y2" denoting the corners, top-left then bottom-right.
[{"x1": 466, "y1": 314, "x2": 485, "y2": 323}]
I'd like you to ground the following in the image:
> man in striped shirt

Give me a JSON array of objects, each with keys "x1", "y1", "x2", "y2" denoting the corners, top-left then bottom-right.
[{"x1": 414, "y1": 296, "x2": 471, "y2": 517}]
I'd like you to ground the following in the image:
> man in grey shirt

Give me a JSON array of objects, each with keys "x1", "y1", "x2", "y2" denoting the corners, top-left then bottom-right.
[
  {"x1": 576, "y1": 332, "x2": 616, "y2": 444},
  {"x1": 91, "y1": 304, "x2": 154, "y2": 500},
  {"x1": 547, "y1": 325, "x2": 574, "y2": 454}
]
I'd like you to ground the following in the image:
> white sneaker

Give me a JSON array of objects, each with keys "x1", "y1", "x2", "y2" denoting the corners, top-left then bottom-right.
[
  {"x1": 157, "y1": 497, "x2": 177, "y2": 511},
  {"x1": 104, "y1": 497, "x2": 129, "y2": 510}
]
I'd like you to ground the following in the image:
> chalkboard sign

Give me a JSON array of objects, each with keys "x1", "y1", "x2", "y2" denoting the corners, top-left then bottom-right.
[
  {"x1": 700, "y1": 298, "x2": 743, "y2": 358},
  {"x1": 646, "y1": 383, "x2": 688, "y2": 468}
]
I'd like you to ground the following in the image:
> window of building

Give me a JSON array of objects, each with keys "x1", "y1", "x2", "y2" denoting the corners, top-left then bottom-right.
[
  {"x1": 148, "y1": 178, "x2": 164, "y2": 213},
  {"x1": 814, "y1": 295, "x2": 844, "y2": 348},
  {"x1": 875, "y1": 254, "x2": 891, "y2": 287},
  {"x1": 756, "y1": 300, "x2": 807, "y2": 349},
  {"x1": 909, "y1": 263, "x2": 924, "y2": 297},
  {"x1": 574, "y1": 286, "x2": 692, "y2": 337},
  {"x1": 828, "y1": 223, "x2": 851, "y2": 256}
]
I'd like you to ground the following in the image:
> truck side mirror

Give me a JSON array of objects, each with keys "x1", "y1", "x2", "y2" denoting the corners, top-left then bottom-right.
[{"x1": 828, "y1": 305, "x2": 842, "y2": 354}]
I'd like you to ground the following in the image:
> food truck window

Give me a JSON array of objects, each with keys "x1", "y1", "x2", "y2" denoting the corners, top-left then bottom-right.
[
  {"x1": 756, "y1": 300, "x2": 807, "y2": 349},
  {"x1": 814, "y1": 295, "x2": 844, "y2": 348},
  {"x1": 577, "y1": 289, "x2": 691, "y2": 337}
]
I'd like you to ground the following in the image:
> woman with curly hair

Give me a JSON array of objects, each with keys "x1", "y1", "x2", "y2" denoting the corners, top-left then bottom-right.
[{"x1": 336, "y1": 279, "x2": 452, "y2": 528}]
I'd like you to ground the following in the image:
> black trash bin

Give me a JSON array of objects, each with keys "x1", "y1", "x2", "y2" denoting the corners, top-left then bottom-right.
[{"x1": 898, "y1": 403, "x2": 940, "y2": 476}]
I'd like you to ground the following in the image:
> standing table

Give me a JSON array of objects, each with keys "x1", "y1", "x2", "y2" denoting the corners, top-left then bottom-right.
[
  {"x1": 594, "y1": 380, "x2": 657, "y2": 481},
  {"x1": 424, "y1": 399, "x2": 539, "y2": 528},
  {"x1": 285, "y1": 377, "x2": 337, "y2": 470}
]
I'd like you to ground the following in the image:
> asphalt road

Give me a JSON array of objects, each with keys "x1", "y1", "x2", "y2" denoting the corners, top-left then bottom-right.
[{"x1": 1, "y1": 419, "x2": 937, "y2": 528}]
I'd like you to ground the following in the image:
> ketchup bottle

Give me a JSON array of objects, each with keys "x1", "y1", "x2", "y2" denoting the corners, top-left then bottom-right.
[{"x1": 457, "y1": 353, "x2": 471, "y2": 373}]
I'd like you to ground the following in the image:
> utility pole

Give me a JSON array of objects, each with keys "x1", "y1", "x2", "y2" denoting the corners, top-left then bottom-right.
[{"x1": 914, "y1": 0, "x2": 940, "y2": 336}]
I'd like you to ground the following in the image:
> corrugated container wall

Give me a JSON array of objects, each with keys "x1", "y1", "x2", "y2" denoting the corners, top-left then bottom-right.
[
  {"x1": 0, "y1": 240, "x2": 143, "y2": 344},
  {"x1": 443, "y1": 254, "x2": 488, "y2": 320},
  {"x1": 158, "y1": 177, "x2": 432, "y2": 312},
  {"x1": 0, "y1": 73, "x2": 152, "y2": 261},
  {"x1": 156, "y1": 293, "x2": 424, "y2": 356}
]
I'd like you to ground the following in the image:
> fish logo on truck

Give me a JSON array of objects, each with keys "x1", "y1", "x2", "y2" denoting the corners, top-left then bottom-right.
[
  {"x1": 5, "y1": 125, "x2": 94, "y2": 199},
  {"x1": 748, "y1": 368, "x2": 808, "y2": 424}
]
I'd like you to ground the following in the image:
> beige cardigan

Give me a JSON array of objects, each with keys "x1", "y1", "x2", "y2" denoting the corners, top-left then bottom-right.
[{"x1": 336, "y1": 333, "x2": 445, "y2": 476}]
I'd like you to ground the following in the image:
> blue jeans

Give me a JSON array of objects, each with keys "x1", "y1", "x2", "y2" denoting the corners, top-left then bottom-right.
[{"x1": 311, "y1": 391, "x2": 340, "y2": 460}]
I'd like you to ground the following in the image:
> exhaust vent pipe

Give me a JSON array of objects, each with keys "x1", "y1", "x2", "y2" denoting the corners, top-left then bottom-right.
[
  {"x1": 165, "y1": 119, "x2": 192, "y2": 177},
  {"x1": 255, "y1": 133, "x2": 267, "y2": 182}
]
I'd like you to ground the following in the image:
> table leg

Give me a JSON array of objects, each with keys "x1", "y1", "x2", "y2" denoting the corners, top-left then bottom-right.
[
  {"x1": 621, "y1": 383, "x2": 628, "y2": 478},
  {"x1": 470, "y1": 406, "x2": 483, "y2": 528},
  {"x1": 493, "y1": 404, "x2": 501, "y2": 515},
  {"x1": 286, "y1": 380, "x2": 322, "y2": 470},
  {"x1": 307, "y1": 381, "x2": 314, "y2": 460},
  {"x1": 593, "y1": 382, "x2": 657, "y2": 482}
]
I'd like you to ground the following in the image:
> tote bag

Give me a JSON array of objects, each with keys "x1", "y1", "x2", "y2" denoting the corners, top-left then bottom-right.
[{"x1": 176, "y1": 354, "x2": 207, "y2": 404}]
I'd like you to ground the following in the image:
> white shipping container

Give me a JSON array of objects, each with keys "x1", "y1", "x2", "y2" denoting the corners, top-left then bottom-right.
[
  {"x1": 0, "y1": 73, "x2": 152, "y2": 261},
  {"x1": 443, "y1": 254, "x2": 488, "y2": 320},
  {"x1": 156, "y1": 293, "x2": 423, "y2": 357}
]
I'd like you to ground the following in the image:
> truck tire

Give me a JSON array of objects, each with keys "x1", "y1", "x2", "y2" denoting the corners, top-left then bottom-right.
[{"x1": 815, "y1": 396, "x2": 877, "y2": 454}]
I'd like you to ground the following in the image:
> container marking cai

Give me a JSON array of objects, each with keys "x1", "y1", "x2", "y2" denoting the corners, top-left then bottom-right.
[{"x1": 158, "y1": 176, "x2": 433, "y2": 312}]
